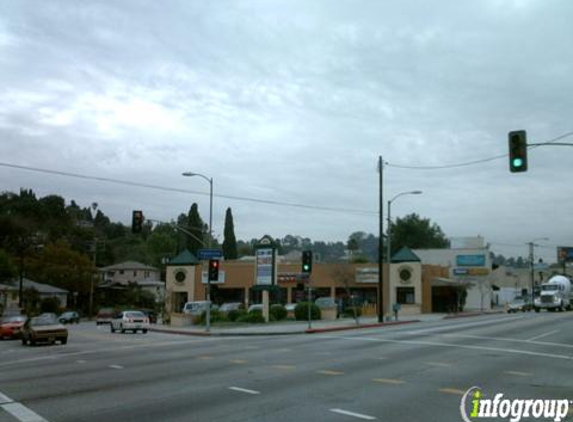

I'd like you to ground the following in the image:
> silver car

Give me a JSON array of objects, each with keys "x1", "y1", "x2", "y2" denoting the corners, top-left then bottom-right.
[{"x1": 110, "y1": 311, "x2": 150, "y2": 334}]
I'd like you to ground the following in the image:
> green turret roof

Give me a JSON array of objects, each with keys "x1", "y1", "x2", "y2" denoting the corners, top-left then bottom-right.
[
  {"x1": 391, "y1": 246, "x2": 421, "y2": 263},
  {"x1": 167, "y1": 249, "x2": 199, "y2": 266}
]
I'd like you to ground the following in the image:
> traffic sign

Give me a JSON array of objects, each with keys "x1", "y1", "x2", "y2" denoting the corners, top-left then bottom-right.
[{"x1": 197, "y1": 249, "x2": 223, "y2": 260}]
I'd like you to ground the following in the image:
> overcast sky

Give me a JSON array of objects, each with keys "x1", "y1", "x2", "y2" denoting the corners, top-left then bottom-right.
[{"x1": 0, "y1": 0, "x2": 572, "y2": 263}]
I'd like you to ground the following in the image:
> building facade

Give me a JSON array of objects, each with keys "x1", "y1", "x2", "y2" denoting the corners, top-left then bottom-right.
[{"x1": 164, "y1": 249, "x2": 448, "y2": 323}]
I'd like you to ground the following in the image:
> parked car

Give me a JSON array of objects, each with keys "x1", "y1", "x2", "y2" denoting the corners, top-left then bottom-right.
[
  {"x1": 0, "y1": 315, "x2": 26, "y2": 340},
  {"x1": 58, "y1": 311, "x2": 80, "y2": 324},
  {"x1": 507, "y1": 297, "x2": 532, "y2": 313},
  {"x1": 248, "y1": 304, "x2": 263, "y2": 313},
  {"x1": 182, "y1": 301, "x2": 213, "y2": 316},
  {"x1": 219, "y1": 302, "x2": 244, "y2": 314},
  {"x1": 21, "y1": 314, "x2": 68, "y2": 346},
  {"x1": 110, "y1": 310, "x2": 150, "y2": 334},
  {"x1": 96, "y1": 308, "x2": 115, "y2": 325}
]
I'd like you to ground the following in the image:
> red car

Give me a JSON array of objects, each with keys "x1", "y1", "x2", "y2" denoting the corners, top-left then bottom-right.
[{"x1": 0, "y1": 315, "x2": 26, "y2": 340}]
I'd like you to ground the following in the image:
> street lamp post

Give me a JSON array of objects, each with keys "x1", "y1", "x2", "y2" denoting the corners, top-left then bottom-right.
[
  {"x1": 182, "y1": 172, "x2": 213, "y2": 332},
  {"x1": 528, "y1": 237, "x2": 548, "y2": 310},
  {"x1": 386, "y1": 190, "x2": 422, "y2": 320}
]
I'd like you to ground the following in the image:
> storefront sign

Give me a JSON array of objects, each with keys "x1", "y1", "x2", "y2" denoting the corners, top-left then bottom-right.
[
  {"x1": 356, "y1": 268, "x2": 378, "y2": 283},
  {"x1": 456, "y1": 254, "x2": 486, "y2": 267}
]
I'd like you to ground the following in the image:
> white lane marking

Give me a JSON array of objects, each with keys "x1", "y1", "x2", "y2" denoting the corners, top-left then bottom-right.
[
  {"x1": 326, "y1": 335, "x2": 573, "y2": 360},
  {"x1": 109, "y1": 365, "x2": 124, "y2": 369},
  {"x1": 76, "y1": 360, "x2": 86, "y2": 364},
  {"x1": 527, "y1": 330, "x2": 560, "y2": 342},
  {"x1": 330, "y1": 408, "x2": 376, "y2": 420},
  {"x1": 442, "y1": 333, "x2": 573, "y2": 349},
  {"x1": 0, "y1": 392, "x2": 13, "y2": 405},
  {"x1": 425, "y1": 362, "x2": 451, "y2": 367},
  {"x1": 404, "y1": 316, "x2": 528, "y2": 335},
  {"x1": 228, "y1": 387, "x2": 260, "y2": 395},
  {"x1": 1, "y1": 402, "x2": 50, "y2": 422}
]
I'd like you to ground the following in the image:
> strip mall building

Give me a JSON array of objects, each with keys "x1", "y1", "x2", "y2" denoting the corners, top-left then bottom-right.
[{"x1": 165, "y1": 247, "x2": 450, "y2": 321}]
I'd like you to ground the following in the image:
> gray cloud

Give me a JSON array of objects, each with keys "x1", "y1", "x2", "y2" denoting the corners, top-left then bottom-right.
[{"x1": 1, "y1": 0, "x2": 572, "y2": 262}]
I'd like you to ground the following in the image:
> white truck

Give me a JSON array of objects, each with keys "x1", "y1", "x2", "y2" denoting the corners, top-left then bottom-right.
[{"x1": 534, "y1": 275, "x2": 573, "y2": 312}]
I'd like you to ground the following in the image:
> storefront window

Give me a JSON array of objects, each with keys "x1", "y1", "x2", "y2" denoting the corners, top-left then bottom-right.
[{"x1": 397, "y1": 287, "x2": 415, "y2": 305}]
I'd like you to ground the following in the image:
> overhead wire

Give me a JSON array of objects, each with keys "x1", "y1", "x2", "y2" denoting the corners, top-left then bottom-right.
[{"x1": 387, "y1": 131, "x2": 573, "y2": 170}]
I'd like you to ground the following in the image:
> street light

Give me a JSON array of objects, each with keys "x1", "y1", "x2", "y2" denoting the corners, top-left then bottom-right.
[
  {"x1": 385, "y1": 190, "x2": 422, "y2": 320},
  {"x1": 528, "y1": 237, "x2": 549, "y2": 310},
  {"x1": 182, "y1": 171, "x2": 214, "y2": 332}
]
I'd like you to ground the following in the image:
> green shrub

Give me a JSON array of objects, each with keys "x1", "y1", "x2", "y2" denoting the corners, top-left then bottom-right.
[
  {"x1": 196, "y1": 310, "x2": 229, "y2": 324},
  {"x1": 237, "y1": 311, "x2": 265, "y2": 323},
  {"x1": 343, "y1": 306, "x2": 362, "y2": 318},
  {"x1": 227, "y1": 309, "x2": 246, "y2": 322},
  {"x1": 270, "y1": 304, "x2": 287, "y2": 321},
  {"x1": 294, "y1": 302, "x2": 321, "y2": 321}
]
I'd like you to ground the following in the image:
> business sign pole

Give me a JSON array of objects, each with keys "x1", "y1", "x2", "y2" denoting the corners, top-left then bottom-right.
[{"x1": 254, "y1": 236, "x2": 278, "y2": 322}]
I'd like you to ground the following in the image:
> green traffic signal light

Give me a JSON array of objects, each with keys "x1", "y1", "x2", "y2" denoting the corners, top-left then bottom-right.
[
  {"x1": 508, "y1": 130, "x2": 528, "y2": 173},
  {"x1": 512, "y1": 157, "x2": 523, "y2": 168}
]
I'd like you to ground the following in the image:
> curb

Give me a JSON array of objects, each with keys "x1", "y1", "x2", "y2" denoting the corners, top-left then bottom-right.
[
  {"x1": 305, "y1": 319, "x2": 420, "y2": 334},
  {"x1": 149, "y1": 319, "x2": 421, "y2": 337}
]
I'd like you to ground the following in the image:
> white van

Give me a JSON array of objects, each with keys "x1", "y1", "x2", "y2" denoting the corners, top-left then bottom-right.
[{"x1": 182, "y1": 301, "x2": 210, "y2": 316}]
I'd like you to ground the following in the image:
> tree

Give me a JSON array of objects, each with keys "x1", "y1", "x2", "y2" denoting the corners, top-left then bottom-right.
[
  {"x1": 27, "y1": 241, "x2": 94, "y2": 296},
  {"x1": 222, "y1": 208, "x2": 238, "y2": 260},
  {"x1": 330, "y1": 263, "x2": 360, "y2": 324},
  {"x1": 389, "y1": 213, "x2": 449, "y2": 253},
  {"x1": 186, "y1": 203, "x2": 205, "y2": 254},
  {"x1": 0, "y1": 249, "x2": 16, "y2": 282}
]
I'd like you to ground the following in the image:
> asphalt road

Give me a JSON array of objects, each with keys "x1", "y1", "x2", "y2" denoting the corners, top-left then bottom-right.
[{"x1": 1, "y1": 312, "x2": 573, "y2": 422}]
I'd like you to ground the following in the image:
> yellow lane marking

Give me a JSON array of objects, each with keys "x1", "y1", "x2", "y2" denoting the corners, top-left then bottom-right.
[
  {"x1": 426, "y1": 362, "x2": 451, "y2": 367},
  {"x1": 273, "y1": 365, "x2": 296, "y2": 370},
  {"x1": 317, "y1": 370, "x2": 344, "y2": 376},
  {"x1": 198, "y1": 355, "x2": 214, "y2": 360},
  {"x1": 230, "y1": 359, "x2": 248, "y2": 364},
  {"x1": 373, "y1": 378, "x2": 405, "y2": 385},
  {"x1": 504, "y1": 371, "x2": 532, "y2": 377},
  {"x1": 439, "y1": 388, "x2": 466, "y2": 396}
]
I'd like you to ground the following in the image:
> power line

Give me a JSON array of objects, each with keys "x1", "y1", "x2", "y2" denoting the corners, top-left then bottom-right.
[
  {"x1": 0, "y1": 162, "x2": 376, "y2": 215},
  {"x1": 387, "y1": 131, "x2": 573, "y2": 170}
]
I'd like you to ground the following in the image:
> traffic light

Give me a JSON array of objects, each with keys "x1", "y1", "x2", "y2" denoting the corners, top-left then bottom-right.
[
  {"x1": 302, "y1": 250, "x2": 313, "y2": 274},
  {"x1": 508, "y1": 130, "x2": 528, "y2": 173},
  {"x1": 208, "y1": 259, "x2": 219, "y2": 282},
  {"x1": 131, "y1": 210, "x2": 144, "y2": 233}
]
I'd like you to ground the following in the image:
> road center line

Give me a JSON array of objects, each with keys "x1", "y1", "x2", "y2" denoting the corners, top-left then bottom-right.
[
  {"x1": 372, "y1": 378, "x2": 405, "y2": 385},
  {"x1": 527, "y1": 330, "x2": 560, "y2": 342},
  {"x1": 317, "y1": 370, "x2": 344, "y2": 376},
  {"x1": 229, "y1": 387, "x2": 260, "y2": 395},
  {"x1": 109, "y1": 365, "x2": 124, "y2": 369},
  {"x1": 504, "y1": 370, "x2": 532, "y2": 377},
  {"x1": 330, "y1": 408, "x2": 376, "y2": 420},
  {"x1": 439, "y1": 388, "x2": 466, "y2": 396}
]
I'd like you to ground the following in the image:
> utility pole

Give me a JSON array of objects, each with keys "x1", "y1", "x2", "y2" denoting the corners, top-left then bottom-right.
[{"x1": 378, "y1": 156, "x2": 384, "y2": 323}]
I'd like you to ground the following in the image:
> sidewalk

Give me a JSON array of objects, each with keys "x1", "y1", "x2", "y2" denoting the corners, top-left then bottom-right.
[{"x1": 149, "y1": 313, "x2": 449, "y2": 337}]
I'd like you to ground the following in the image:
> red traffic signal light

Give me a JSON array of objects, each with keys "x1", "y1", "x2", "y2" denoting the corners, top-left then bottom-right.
[
  {"x1": 208, "y1": 259, "x2": 219, "y2": 281},
  {"x1": 132, "y1": 210, "x2": 144, "y2": 233}
]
